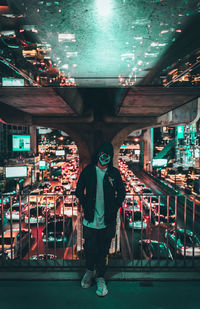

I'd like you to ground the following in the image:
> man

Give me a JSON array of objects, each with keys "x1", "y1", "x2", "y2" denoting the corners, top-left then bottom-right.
[{"x1": 75, "y1": 142, "x2": 125, "y2": 297}]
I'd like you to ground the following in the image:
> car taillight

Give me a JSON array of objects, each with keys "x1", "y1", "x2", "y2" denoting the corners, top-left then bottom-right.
[{"x1": 181, "y1": 246, "x2": 189, "y2": 250}]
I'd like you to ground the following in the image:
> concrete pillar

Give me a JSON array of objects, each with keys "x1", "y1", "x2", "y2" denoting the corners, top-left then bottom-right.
[
  {"x1": 60, "y1": 123, "x2": 126, "y2": 169},
  {"x1": 142, "y1": 128, "x2": 153, "y2": 172},
  {"x1": 29, "y1": 126, "x2": 37, "y2": 155},
  {"x1": 45, "y1": 122, "x2": 144, "y2": 169},
  {"x1": 111, "y1": 125, "x2": 144, "y2": 167}
]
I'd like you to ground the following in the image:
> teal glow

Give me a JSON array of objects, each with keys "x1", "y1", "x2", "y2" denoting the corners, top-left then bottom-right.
[
  {"x1": 96, "y1": 0, "x2": 113, "y2": 17},
  {"x1": 190, "y1": 124, "x2": 195, "y2": 145},
  {"x1": 39, "y1": 160, "x2": 46, "y2": 170},
  {"x1": 152, "y1": 158, "x2": 167, "y2": 167},
  {"x1": 2, "y1": 77, "x2": 24, "y2": 87},
  {"x1": 186, "y1": 146, "x2": 192, "y2": 165},
  {"x1": 12, "y1": 135, "x2": 31, "y2": 151},
  {"x1": 177, "y1": 126, "x2": 184, "y2": 139}
]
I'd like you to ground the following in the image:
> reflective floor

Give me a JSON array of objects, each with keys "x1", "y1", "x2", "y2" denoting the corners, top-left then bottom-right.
[{"x1": 1, "y1": 280, "x2": 200, "y2": 309}]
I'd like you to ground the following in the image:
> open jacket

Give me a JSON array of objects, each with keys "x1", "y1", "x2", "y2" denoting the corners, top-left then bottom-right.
[{"x1": 75, "y1": 143, "x2": 126, "y2": 226}]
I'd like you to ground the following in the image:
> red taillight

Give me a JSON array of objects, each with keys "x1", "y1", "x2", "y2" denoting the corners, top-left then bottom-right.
[{"x1": 181, "y1": 246, "x2": 189, "y2": 250}]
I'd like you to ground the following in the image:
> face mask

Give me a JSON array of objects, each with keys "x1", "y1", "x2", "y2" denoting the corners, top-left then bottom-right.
[{"x1": 98, "y1": 152, "x2": 111, "y2": 166}]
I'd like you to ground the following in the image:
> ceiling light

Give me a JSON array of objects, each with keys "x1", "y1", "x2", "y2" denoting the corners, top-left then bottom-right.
[{"x1": 96, "y1": 0, "x2": 113, "y2": 17}]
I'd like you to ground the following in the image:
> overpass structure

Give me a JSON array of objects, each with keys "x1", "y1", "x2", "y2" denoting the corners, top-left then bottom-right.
[
  {"x1": 0, "y1": 2, "x2": 200, "y2": 283},
  {"x1": 0, "y1": 1, "x2": 200, "y2": 165},
  {"x1": 0, "y1": 87, "x2": 200, "y2": 166}
]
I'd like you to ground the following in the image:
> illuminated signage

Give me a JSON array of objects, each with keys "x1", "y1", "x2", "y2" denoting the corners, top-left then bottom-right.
[
  {"x1": 152, "y1": 159, "x2": 167, "y2": 167},
  {"x1": 2, "y1": 78, "x2": 24, "y2": 87},
  {"x1": 12, "y1": 135, "x2": 30, "y2": 151},
  {"x1": 58, "y1": 33, "x2": 75, "y2": 42},
  {"x1": 6, "y1": 166, "x2": 27, "y2": 178},
  {"x1": 39, "y1": 160, "x2": 46, "y2": 170},
  {"x1": 177, "y1": 126, "x2": 184, "y2": 139},
  {"x1": 38, "y1": 127, "x2": 52, "y2": 134},
  {"x1": 56, "y1": 150, "x2": 65, "y2": 156},
  {"x1": 51, "y1": 162, "x2": 57, "y2": 167}
]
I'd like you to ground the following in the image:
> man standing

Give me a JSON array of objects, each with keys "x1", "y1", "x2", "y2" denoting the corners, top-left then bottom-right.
[{"x1": 75, "y1": 142, "x2": 125, "y2": 297}]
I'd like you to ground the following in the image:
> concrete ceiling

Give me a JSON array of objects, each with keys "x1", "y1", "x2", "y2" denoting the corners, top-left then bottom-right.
[
  {"x1": 118, "y1": 87, "x2": 200, "y2": 117},
  {"x1": 1, "y1": 87, "x2": 200, "y2": 126}
]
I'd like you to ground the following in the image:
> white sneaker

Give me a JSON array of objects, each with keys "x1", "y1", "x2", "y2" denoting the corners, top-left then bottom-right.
[
  {"x1": 96, "y1": 277, "x2": 108, "y2": 297},
  {"x1": 81, "y1": 270, "x2": 95, "y2": 288}
]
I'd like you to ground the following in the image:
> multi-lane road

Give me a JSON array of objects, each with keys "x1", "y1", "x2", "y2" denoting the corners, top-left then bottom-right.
[{"x1": 1, "y1": 161, "x2": 200, "y2": 262}]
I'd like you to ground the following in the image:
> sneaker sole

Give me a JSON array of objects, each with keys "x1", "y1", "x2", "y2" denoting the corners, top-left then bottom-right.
[
  {"x1": 81, "y1": 284, "x2": 92, "y2": 289},
  {"x1": 96, "y1": 291, "x2": 108, "y2": 297}
]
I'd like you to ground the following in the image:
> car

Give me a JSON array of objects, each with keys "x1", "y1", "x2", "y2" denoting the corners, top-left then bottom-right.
[
  {"x1": 152, "y1": 205, "x2": 175, "y2": 226},
  {"x1": 124, "y1": 207, "x2": 148, "y2": 229},
  {"x1": 0, "y1": 229, "x2": 31, "y2": 259},
  {"x1": 53, "y1": 185, "x2": 66, "y2": 194},
  {"x1": 129, "y1": 179, "x2": 140, "y2": 187},
  {"x1": 165, "y1": 228, "x2": 200, "y2": 257},
  {"x1": 140, "y1": 187, "x2": 153, "y2": 196},
  {"x1": 42, "y1": 217, "x2": 72, "y2": 247},
  {"x1": 38, "y1": 182, "x2": 52, "y2": 193},
  {"x1": 0, "y1": 197, "x2": 10, "y2": 207},
  {"x1": 29, "y1": 254, "x2": 57, "y2": 260},
  {"x1": 124, "y1": 197, "x2": 138, "y2": 208},
  {"x1": 60, "y1": 196, "x2": 78, "y2": 217},
  {"x1": 139, "y1": 239, "x2": 173, "y2": 260},
  {"x1": 134, "y1": 183, "x2": 146, "y2": 193},
  {"x1": 1, "y1": 191, "x2": 18, "y2": 207},
  {"x1": 61, "y1": 180, "x2": 72, "y2": 191},
  {"x1": 5, "y1": 202, "x2": 27, "y2": 221},
  {"x1": 40, "y1": 194, "x2": 61, "y2": 210},
  {"x1": 22, "y1": 202, "x2": 39, "y2": 214},
  {"x1": 125, "y1": 184, "x2": 131, "y2": 193},
  {"x1": 29, "y1": 189, "x2": 43, "y2": 203},
  {"x1": 24, "y1": 206, "x2": 49, "y2": 224},
  {"x1": 143, "y1": 196, "x2": 161, "y2": 209},
  {"x1": 70, "y1": 174, "x2": 77, "y2": 180}
]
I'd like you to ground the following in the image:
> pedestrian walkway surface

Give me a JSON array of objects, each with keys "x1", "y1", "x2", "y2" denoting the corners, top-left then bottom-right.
[{"x1": 0, "y1": 280, "x2": 200, "y2": 309}]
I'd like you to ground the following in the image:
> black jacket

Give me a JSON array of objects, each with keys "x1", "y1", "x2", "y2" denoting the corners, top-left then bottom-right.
[{"x1": 75, "y1": 143, "x2": 126, "y2": 226}]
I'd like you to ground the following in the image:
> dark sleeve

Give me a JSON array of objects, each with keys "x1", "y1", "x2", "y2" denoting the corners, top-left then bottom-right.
[
  {"x1": 115, "y1": 169, "x2": 126, "y2": 209},
  {"x1": 75, "y1": 167, "x2": 87, "y2": 208}
]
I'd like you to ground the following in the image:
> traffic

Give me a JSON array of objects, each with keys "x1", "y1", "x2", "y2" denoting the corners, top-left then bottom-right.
[{"x1": 1, "y1": 155, "x2": 200, "y2": 263}]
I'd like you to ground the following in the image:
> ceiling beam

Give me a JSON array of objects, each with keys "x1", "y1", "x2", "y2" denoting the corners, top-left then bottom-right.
[
  {"x1": 157, "y1": 97, "x2": 200, "y2": 127},
  {"x1": 0, "y1": 101, "x2": 32, "y2": 125}
]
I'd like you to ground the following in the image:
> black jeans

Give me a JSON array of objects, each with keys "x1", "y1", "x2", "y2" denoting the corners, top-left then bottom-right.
[{"x1": 83, "y1": 224, "x2": 116, "y2": 278}]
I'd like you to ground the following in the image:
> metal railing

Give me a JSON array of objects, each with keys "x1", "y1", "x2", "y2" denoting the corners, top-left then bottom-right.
[{"x1": 0, "y1": 193, "x2": 200, "y2": 270}]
